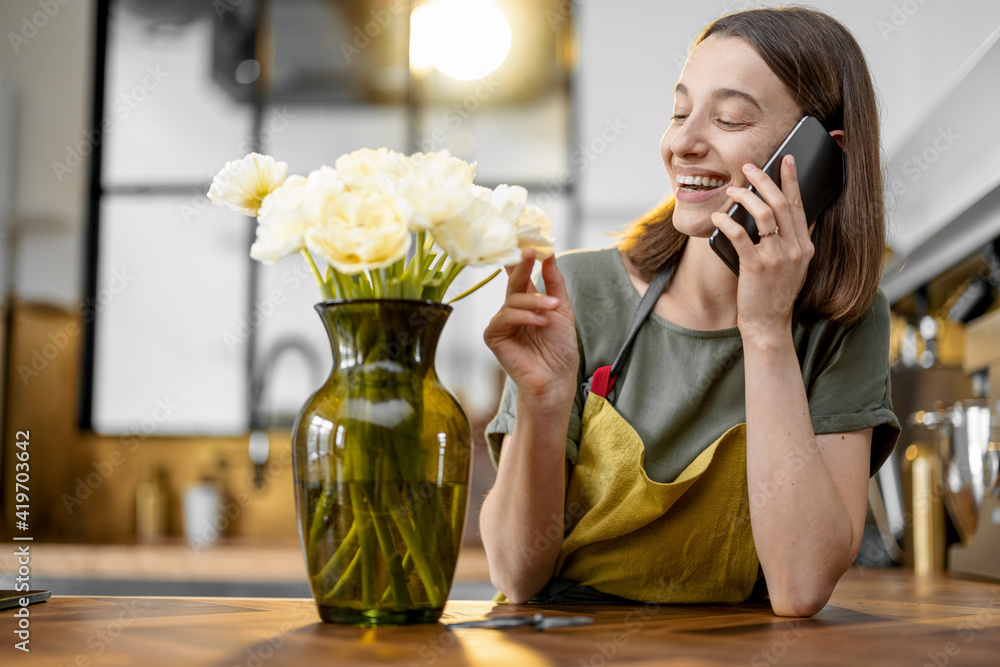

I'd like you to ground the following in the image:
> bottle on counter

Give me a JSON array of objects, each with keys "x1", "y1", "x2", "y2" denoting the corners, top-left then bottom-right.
[
  {"x1": 183, "y1": 473, "x2": 222, "y2": 549},
  {"x1": 135, "y1": 467, "x2": 169, "y2": 544}
]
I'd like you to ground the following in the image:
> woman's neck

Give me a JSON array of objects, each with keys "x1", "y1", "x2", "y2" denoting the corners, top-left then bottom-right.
[
  {"x1": 620, "y1": 238, "x2": 739, "y2": 331},
  {"x1": 670, "y1": 238, "x2": 740, "y2": 329}
]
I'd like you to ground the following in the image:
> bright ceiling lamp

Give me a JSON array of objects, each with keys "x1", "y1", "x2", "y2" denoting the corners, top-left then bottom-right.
[{"x1": 409, "y1": 0, "x2": 512, "y2": 80}]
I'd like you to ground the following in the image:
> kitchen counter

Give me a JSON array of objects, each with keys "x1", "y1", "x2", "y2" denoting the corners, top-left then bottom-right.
[
  {"x1": 2, "y1": 568, "x2": 998, "y2": 666},
  {"x1": 0, "y1": 541, "x2": 493, "y2": 599},
  {"x1": 0, "y1": 541, "x2": 490, "y2": 581}
]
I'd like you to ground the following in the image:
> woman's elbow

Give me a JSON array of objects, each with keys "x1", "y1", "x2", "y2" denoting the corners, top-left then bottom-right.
[
  {"x1": 769, "y1": 584, "x2": 833, "y2": 617},
  {"x1": 489, "y1": 570, "x2": 543, "y2": 605}
]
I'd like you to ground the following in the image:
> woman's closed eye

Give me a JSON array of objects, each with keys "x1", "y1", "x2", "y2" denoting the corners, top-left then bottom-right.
[{"x1": 670, "y1": 114, "x2": 748, "y2": 129}]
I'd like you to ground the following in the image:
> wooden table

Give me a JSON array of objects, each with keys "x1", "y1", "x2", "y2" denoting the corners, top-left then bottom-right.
[{"x1": 2, "y1": 568, "x2": 998, "y2": 666}]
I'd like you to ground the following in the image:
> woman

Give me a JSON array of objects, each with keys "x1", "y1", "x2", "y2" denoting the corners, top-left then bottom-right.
[{"x1": 480, "y1": 7, "x2": 900, "y2": 618}]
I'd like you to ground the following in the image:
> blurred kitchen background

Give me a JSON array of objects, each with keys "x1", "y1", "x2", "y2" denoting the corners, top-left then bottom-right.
[{"x1": 1, "y1": 0, "x2": 1000, "y2": 599}]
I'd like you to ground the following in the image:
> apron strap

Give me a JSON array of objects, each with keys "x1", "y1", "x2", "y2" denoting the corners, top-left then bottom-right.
[{"x1": 580, "y1": 263, "x2": 676, "y2": 406}]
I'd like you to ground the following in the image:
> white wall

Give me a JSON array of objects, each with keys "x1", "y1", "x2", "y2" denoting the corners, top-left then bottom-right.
[{"x1": 0, "y1": 0, "x2": 95, "y2": 306}]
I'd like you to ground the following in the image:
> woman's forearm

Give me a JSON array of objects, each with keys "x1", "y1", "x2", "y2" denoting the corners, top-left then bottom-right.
[
  {"x1": 479, "y1": 392, "x2": 574, "y2": 603},
  {"x1": 742, "y1": 332, "x2": 856, "y2": 616}
]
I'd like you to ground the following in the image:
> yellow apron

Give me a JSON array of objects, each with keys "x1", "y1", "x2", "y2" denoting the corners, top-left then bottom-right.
[
  {"x1": 553, "y1": 391, "x2": 759, "y2": 603},
  {"x1": 493, "y1": 264, "x2": 761, "y2": 604}
]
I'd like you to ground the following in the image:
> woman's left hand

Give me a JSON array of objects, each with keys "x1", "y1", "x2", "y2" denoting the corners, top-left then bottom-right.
[{"x1": 711, "y1": 155, "x2": 815, "y2": 342}]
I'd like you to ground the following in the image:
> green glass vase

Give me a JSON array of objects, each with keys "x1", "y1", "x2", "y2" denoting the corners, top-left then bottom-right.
[{"x1": 292, "y1": 299, "x2": 472, "y2": 626}]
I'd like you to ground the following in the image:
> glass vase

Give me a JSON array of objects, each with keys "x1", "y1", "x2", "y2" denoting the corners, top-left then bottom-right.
[{"x1": 292, "y1": 299, "x2": 472, "y2": 626}]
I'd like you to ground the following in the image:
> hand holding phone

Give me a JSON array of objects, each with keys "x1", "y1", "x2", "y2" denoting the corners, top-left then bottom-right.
[{"x1": 708, "y1": 115, "x2": 845, "y2": 275}]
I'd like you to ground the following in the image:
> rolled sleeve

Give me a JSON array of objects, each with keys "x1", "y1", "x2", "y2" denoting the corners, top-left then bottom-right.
[{"x1": 805, "y1": 291, "x2": 901, "y2": 476}]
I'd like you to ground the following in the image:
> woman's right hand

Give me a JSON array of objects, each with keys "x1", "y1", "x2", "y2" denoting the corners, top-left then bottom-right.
[{"x1": 484, "y1": 249, "x2": 579, "y2": 408}]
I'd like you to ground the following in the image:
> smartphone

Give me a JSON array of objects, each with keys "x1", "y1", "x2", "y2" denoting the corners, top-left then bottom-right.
[
  {"x1": 0, "y1": 590, "x2": 50, "y2": 611},
  {"x1": 708, "y1": 115, "x2": 845, "y2": 275}
]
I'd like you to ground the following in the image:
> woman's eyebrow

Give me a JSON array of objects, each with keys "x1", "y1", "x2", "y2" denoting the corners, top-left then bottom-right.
[{"x1": 673, "y1": 83, "x2": 762, "y2": 112}]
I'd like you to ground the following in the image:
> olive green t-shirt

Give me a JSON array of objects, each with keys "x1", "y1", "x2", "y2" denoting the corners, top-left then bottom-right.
[{"x1": 485, "y1": 246, "x2": 901, "y2": 483}]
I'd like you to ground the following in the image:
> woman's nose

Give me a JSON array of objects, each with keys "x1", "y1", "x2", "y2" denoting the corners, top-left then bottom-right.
[{"x1": 669, "y1": 116, "x2": 709, "y2": 158}]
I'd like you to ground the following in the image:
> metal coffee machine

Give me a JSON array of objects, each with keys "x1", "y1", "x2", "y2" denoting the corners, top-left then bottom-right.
[{"x1": 946, "y1": 309, "x2": 1000, "y2": 581}]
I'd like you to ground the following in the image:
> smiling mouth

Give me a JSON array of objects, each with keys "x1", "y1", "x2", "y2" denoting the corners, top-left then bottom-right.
[{"x1": 676, "y1": 174, "x2": 730, "y2": 192}]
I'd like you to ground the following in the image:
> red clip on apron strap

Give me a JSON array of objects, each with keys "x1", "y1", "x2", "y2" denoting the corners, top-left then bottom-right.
[
  {"x1": 579, "y1": 263, "x2": 675, "y2": 407},
  {"x1": 589, "y1": 365, "x2": 616, "y2": 399}
]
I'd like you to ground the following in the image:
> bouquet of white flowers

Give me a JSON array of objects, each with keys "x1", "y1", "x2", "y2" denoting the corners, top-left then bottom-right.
[
  {"x1": 208, "y1": 148, "x2": 555, "y2": 624},
  {"x1": 208, "y1": 148, "x2": 555, "y2": 302}
]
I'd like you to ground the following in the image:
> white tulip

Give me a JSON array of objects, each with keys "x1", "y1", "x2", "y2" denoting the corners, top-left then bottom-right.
[
  {"x1": 489, "y1": 185, "x2": 555, "y2": 261},
  {"x1": 303, "y1": 166, "x2": 347, "y2": 224},
  {"x1": 249, "y1": 175, "x2": 311, "y2": 264},
  {"x1": 432, "y1": 185, "x2": 522, "y2": 266},
  {"x1": 334, "y1": 147, "x2": 411, "y2": 190},
  {"x1": 490, "y1": 184, "x2": 527, "y2": 221},
  {"x1": 208, "y1": 152, "x2": 287, "y2": 217},
  {"x1": 249, "y1": 225, "x2": 295, "y2": 266},
  {"x1": 304, "y1": 190, "x2": 411, "y2": 275},
  {"x1": 516, "y1": 204, "x2": 555, "y2": 261},
  {"x1": 390, "y1": 150, "x2": 479, "y2": 231}
]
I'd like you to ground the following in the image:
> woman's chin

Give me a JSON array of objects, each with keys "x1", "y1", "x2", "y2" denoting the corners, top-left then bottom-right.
[{"x1": 671, "y1": 214, "x2": 718, "y2": 239}]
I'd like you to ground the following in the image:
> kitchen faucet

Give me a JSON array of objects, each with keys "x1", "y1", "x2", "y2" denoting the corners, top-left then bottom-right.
[{"x1": 248, "y1": 336, "x2": 323, "y2": 489}]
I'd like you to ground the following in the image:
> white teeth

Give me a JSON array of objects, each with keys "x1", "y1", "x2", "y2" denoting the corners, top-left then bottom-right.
[{"x1": 677, "y1": 174, "x2": 727, "y2": 188}]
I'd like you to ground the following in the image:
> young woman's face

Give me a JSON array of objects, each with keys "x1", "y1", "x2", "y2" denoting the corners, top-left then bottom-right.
[{"x1": 661, "y1": 35, "x2": 802, "y2": 238}]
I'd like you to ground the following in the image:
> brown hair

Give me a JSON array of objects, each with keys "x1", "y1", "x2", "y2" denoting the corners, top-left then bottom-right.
[{"x1": 618, "y1": 6, "x2": 884, "y2": 325}]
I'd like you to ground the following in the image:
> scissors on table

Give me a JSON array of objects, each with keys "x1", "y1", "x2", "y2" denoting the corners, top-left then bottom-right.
[{"x1": 446, "y1": 612, "x2": 595, "y2": 631}]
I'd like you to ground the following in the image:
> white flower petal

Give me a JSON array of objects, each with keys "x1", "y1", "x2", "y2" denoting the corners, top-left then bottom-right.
[
  {"x1": 250, "y1": 225, "x2": 293, "y2": 265},
  {"x1": 303, "y1": 190, "x2": 411, "y2": 274},
  {"x1": 433, "y1": 186, "x2": 521, "y2": 267},
  {"x1": 389, "y1": 150, "x2": 479, "y2": 231},
  {"x1": 516, "y1": 204, "x2": 555, "y2": 260},
  {"x1": 335, "y1": 147, "x2": 411, "y2": 190},
  {"x1": 251, "y1": 175, "x2": 312, "y2": 262},
  {"x1": 208, "y1": 152, "x2": 287, "y2": 217},
  {"x1": 303, "y1": 166, "x2": 347, "y2": 224},
  {"x1": 490, "y1": 184, "x2": 527, "y2": 222}
]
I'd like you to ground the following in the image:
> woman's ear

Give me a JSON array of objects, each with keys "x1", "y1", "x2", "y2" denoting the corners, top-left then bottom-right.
[{"x1": 829, "y1": 129, "x2": 845, "y2": 150}]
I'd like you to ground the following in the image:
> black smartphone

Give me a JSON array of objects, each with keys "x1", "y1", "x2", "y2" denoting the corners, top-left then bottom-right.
[
  {"x1": 708, "y1": 115, "x2": 845, "y2": 275},
  {"x1": 0, "y1": 590, "x2": 50, "y2": 611}
]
